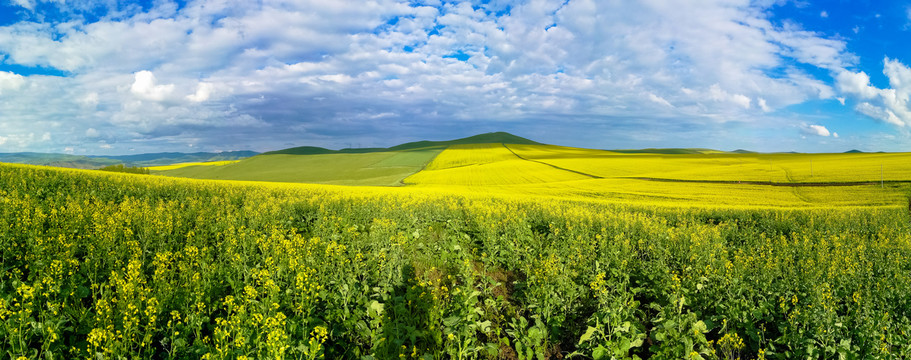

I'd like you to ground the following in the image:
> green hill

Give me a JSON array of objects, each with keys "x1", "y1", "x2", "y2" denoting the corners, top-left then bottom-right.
[
  {"x1": 609, "y1": 148, "x2": 728, "y2": 155},
  {"x1": 263, "y1": 132, "x2": 541, "y2": 155},
  {"x1": 0, "y1": 150, "x2": 258, "y2": 169},
  {"x1": 157, "y1": 149, "x2": 441, "y2": 186},
  {"x1": 261, "y1": 146, "x2": 339, "y2": 156},
  {"x1": 156, "y1": 132, "x2": 541, "y2": 186},
  {"x1": 388, "y1": 131, "x2": 542, "y2": 151}
]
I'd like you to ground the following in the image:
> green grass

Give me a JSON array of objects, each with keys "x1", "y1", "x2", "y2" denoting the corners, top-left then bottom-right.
[
  {"x1": 263, "y1": 131, "x2": 540, "y2": 156},
  {"x1": 155, "y1": 149, "x2": 441, "y2": 186}
]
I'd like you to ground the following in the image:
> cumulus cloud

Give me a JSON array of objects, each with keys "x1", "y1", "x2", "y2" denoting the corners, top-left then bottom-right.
[
  {"x1": 802, "y1": 124, "x2": 832, "y2": 137},
  {"x1": 130, "y1": 71, "x2": 175, "y2": 102},
  {"x1": 0, "y1": 0, "x2": 869, "y2": 152},
  {"x1": 186, "y1": 82, "x2": 214, "y2": 102},
  {"x1": 11, "y1": 0, "x2": 35, "y2": 10},
  {"x1": 837, "y1": 58, "x2": 911, "y2": 127},
  {"x1": 708, "y1": 84, "x2": 751, "y2": 109},
  {"x1": 0, "y1": 71, "x2": 26, "y2": 95}
]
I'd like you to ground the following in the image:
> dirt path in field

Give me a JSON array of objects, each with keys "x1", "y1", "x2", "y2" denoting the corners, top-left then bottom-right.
[
  {"x1": 627, "y1": 177, "x2": 908, "y2": 187},
  {"x1": 501, "y1": 144, "x2": 604, "y2": 179}
]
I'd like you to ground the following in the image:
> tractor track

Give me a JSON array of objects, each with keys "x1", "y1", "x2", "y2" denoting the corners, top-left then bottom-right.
[{"x1": 501, "y1": 143, "x2": 603, "y2": 179}]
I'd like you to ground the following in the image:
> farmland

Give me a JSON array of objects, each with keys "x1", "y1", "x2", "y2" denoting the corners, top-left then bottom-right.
[
  {"x1": 2, "y1": 138, "x2": 911, "y2": 359},
  {"x1": 154, "y1": 149, "x2": 440, "y2": 186},
  {"x1": 147, "y1": 160, "x2": 242, "y2": 171}
]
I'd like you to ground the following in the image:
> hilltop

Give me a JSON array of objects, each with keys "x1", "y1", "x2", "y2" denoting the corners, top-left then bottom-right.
[
  {"x1": 0, "y1": 150, "x2": 258, "y2": 169},
  {"x1": 155, "y1": 132, "x2": 542, "y2": 186},
  {"x1": 608, "y1": 148, "x2": 752, "y2": 155},
  {"x1": 263, "y1": 132, "x2": 540, "y2": 155}
]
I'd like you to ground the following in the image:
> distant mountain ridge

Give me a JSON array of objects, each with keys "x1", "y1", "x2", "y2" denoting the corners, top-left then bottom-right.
[
  {"x1": 91, "y1": 151, "x2": 259, "y2": 165},
  {"x1": 0, "y1": 150, "x2": 258, "y2": 169},
  {"x1": 263, "y1": 131, "x2": 542, "y2": 155}
]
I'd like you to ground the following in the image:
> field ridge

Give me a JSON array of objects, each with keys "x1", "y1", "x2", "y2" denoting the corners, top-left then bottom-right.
[
  {"x1": 627, "y1": 176, "x2": 906, "y2": 187},
  {"x1": 501, "y1": 143, "x2": 603, "y2": 179}
]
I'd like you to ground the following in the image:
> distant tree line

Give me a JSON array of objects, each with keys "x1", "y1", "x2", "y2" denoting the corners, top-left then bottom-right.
[{"x1": 98, "y1": 164, "x2": 150, "y2": 174}]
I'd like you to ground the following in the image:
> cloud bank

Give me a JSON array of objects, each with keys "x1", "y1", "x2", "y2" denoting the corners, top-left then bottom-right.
[
  {"x1": 837, "y1": 58, "x2": 911, "y2": 128},
  {"x1": 0, "y1": 0, "x2": 894, "y2": 153}
]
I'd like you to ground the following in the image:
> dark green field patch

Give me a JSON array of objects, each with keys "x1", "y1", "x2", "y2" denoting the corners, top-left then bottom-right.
[{"x1": 155, "y1": 149, "x2": 441, "y2": 186}]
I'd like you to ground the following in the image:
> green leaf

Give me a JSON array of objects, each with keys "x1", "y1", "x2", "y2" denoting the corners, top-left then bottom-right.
[
  {"x1": 618, "y1": 321, "x2": 631, "y2": 333},
  {"x1": 629, "y1": 334, "x2": 644, "y2": 348},
  {"x1": 368, "y1": 300, "x2": 384, "y2": 317},
  {"x1": 693, "y1": 320, "x2": 707, "y2": 333},
  {"x1": 443, "y1": 316, "x2": 460, "y2": 327},
  {"x1": 593, "y1": 345, "x2": 610, "y2": 360},
  {"x1": 579, "y1": 326, "x2": 598, "y2": 343}
]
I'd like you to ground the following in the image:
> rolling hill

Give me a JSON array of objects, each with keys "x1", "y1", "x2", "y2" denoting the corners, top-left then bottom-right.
[
  {"x1": 0, "y1": 150, "x2": 258, "y2": 169},
  {"x1": 154, "y1": 132, "x2": 543, "y2": 186},
  {"x1": 262, "y1": 131, "x2": 540, "y2": 155}
]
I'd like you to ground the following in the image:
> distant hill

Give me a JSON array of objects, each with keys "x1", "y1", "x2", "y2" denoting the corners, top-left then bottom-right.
[
  {"x1": 388, "y1": 131, "x2": 542, "y2": 151},
  {"x1": 609, "y1": 148, "x2": 727, "y2": 155},
  {"x1": 264, "y1": 132, "x2": 541, "y2": 155},
  {"x1": 0, "y1": 150, "x2": 258, "y2": 169},
  {"x1": 262, "y1": 146, "x2": 385, "y2": 156},
  {"x1": 160, "y1": 132, "x2": 542, "y2": 186},
  {"x1": 92, "y1": 151, "x2": 259, "y2": 166},
  {"x1": 0, "y1": 153, "x2": 121, "y2": 169},
  {"x1": 844, "y1": 149, "x2": 864, "y2": 153}
]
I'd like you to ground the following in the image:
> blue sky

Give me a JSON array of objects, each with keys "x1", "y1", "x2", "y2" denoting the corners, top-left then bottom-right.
[{"x1": 0, "y1": 0, "x2": 910, "y2": 154}]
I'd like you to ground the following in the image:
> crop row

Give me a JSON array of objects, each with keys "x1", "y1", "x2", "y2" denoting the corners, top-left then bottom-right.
[{"x1": 1, "y1": 164, "x2": 910, "y2": 359}]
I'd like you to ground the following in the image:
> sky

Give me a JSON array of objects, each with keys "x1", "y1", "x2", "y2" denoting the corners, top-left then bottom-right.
[{"x1": 0, "y1": 0, "x2": 910, "y2": 154}]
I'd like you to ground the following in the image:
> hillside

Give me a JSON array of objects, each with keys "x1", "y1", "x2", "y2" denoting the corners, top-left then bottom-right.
[
  {"x1": 263, "y1": 131, "x2": 540, "y2": 155},
  {"x1": 0, "y1": 152, "x2": 121, "y2": 169},
  {"x1": 156, "y1": 149, "x2": 442, "y2": 186},
  {"x1": 387, "y1": 131, "x2": 541, "y2": 151},
  {"x1": 609, "y1": 148, "x2": 734, "y2": 154},
  {"x1": 94, "y1": 150, "x2": 258, "y2": 166},
  {"x1": 156, "y1": 132, "x2": 541, "y2": 185},
  {"x1": 0, "y1": 150, "x2": 258, "y2": 169}
]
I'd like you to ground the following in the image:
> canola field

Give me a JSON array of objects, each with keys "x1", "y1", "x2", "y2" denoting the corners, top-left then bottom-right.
[
  {"x1": 404, "y1": 144, "x2": 911, "y2": 209},
  {"x1": 3, "y1": 143, "x2": 911, "y2": 359},
  {"x1": 147, "y1": 161, "x2": 242, "y2": 171},
  {"x1": 156, "y1": 150, "x2": 441, "y2": 186}
]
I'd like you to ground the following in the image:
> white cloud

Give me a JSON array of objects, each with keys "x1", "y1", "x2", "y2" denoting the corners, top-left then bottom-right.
[
  {"x1": 130, "y1": 70, "x2": 175, "y2": 102},
  {"x1": 836, "y1": 70, "x2": 879, "y2": 99},
  {"x1": 757, "y1": 97, "x2": 770, "y2": 112},
  {"x1": 820, "y1": 11, "x2": 828, "y2": 18},
  {"x1": 0, "y1": 71, "x2": 26, "y2": 95},
  {"x1": 856, "y1": 102, "x2": 904, "y2": 127},
  {"x1": 837, "y1": 58, "x2": 911, "y2": 127},
  {"x1": 99, "y1": 143, "x2": 113, "y2": 149},
  {"x1": 708, "y1": 84, "x2": 751, "y2": 109},
  {"x1": 803, "y1": 124, "x2": 832, "y2": 137},
  {"x1": 833, "y1": 132, "x2": 838, "y2": 138},
  {"x1": 0, "y1": 0, "x2": 868, "y2": 152},
  {"x1": 186, "y1": 82, "x2": 214, "y2": 102},
  {"x1": 11, "y1": 0, "x2": 35, "y2": 10},
  {"x1": 647, "y1": 92, "x2": 673, "y2": 107},
  {"x1": 80, "y1": 92, "x2": 99, "y2": 107},
  {"x1": 85, "y1": 128, "x2": 99, "y2": 138}
]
